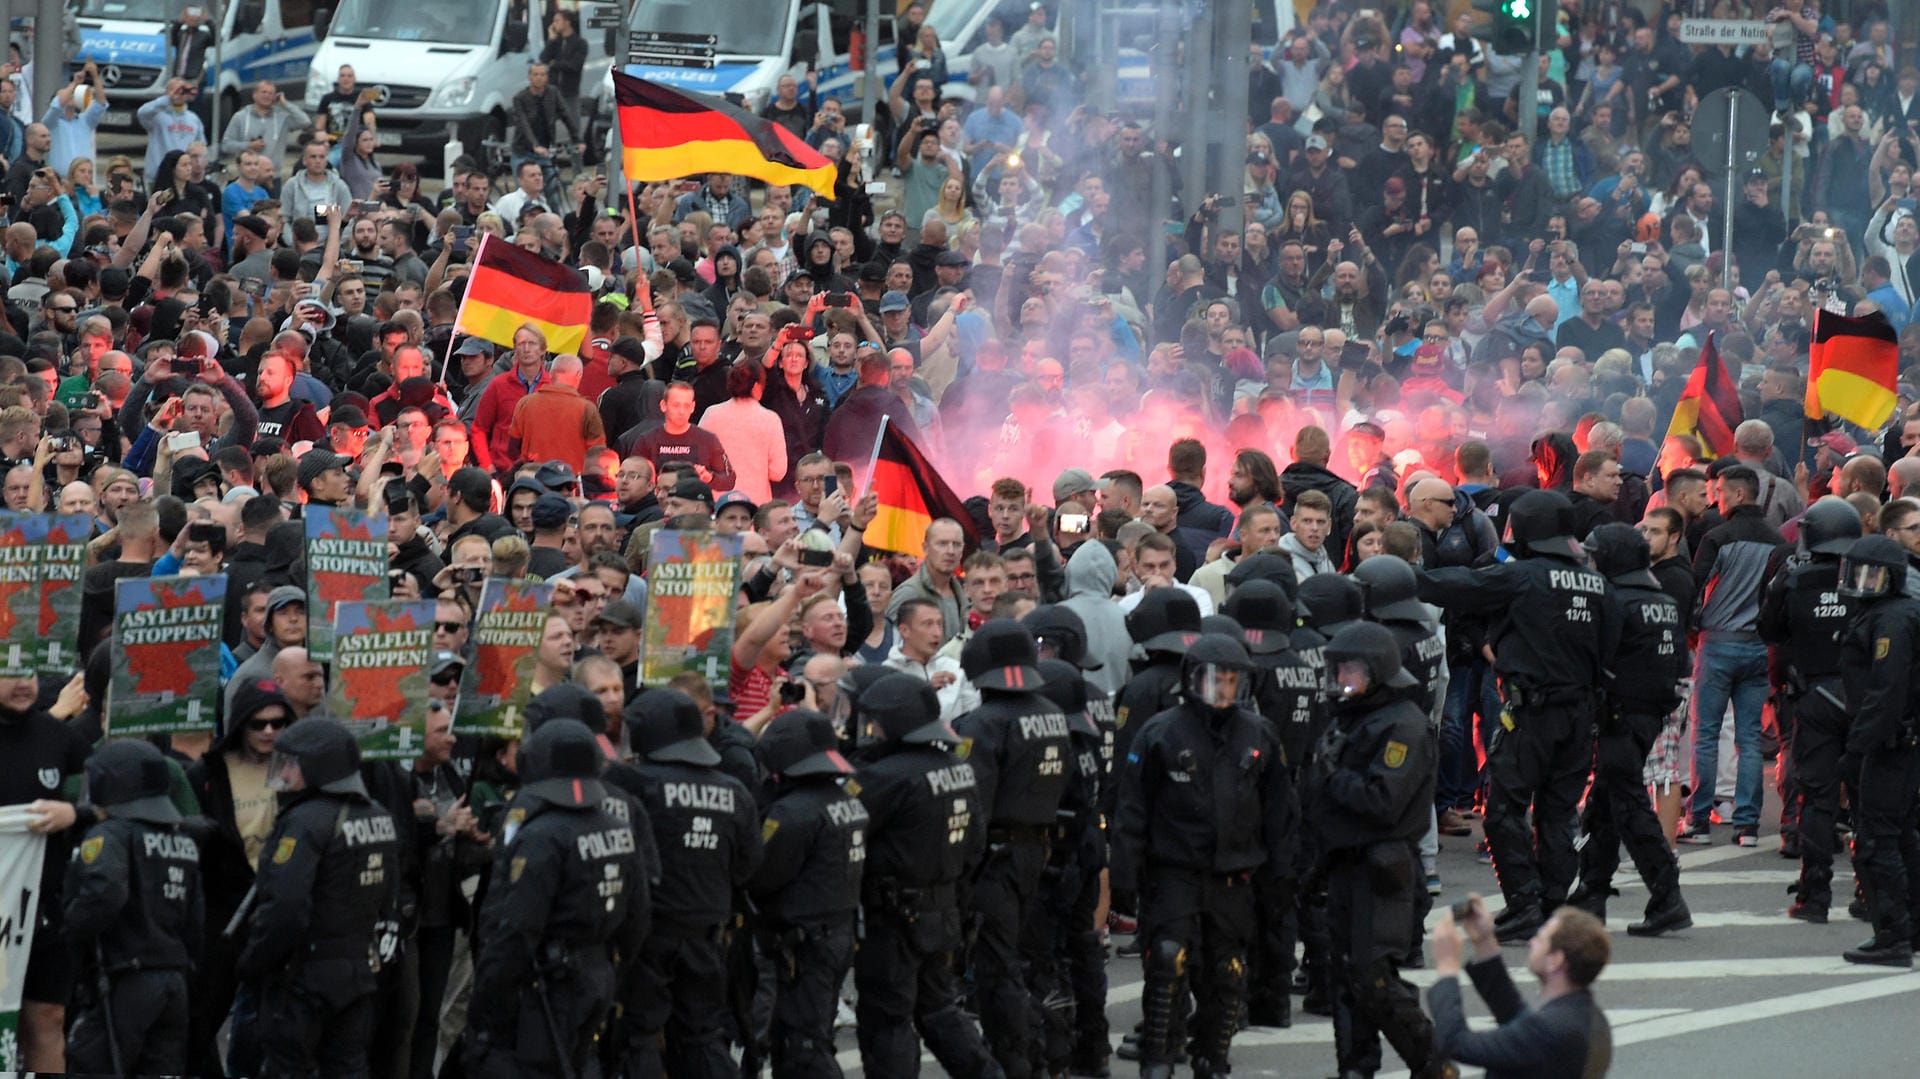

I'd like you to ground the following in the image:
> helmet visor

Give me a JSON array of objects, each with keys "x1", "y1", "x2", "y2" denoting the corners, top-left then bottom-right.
[
  {"x1": 1323, "y1": 658, "x2": 1373, "y2": 701},
  {"x1": 265, "y1": 748, "x2": 306, "y2": 792},
  {"x1": 1841, "y1": 560, "x2": 1894, "y2": 599},
  {"x1": 1185, "y1": 664, "x2": 1248, "y2": 710}
]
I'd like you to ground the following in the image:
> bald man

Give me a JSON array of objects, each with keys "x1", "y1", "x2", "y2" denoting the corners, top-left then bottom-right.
[
  {"x1": 56, "y1": 480, "x2": 97, "y2": 516},
  {"x1": 506, "y1": 351, "x2": 605, "y2": 469},
  {"x1": 271, "y1": 645, "x2": 327, "y2": 718},
  {"x1": 1887, "y1": 458, "x2": 1920, "y2": 502},
  {"x1": 1139, "y1": 484, "x2": 1198, "y2": 581}
]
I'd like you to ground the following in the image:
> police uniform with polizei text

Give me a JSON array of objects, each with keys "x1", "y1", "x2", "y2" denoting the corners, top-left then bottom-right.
[
  {"x1": 1304, "y1": 623, "x2": 1446, "y2": 1079},
  {"x1": 1026, "y1": 656, "x2": 1112, "y2": 1076},
  {"x1": 1224, "y1": 578, "x2": 1319, "y2": 1030},
  {"x1": 850, "y1": 674, "x2": 1004, "y2": 1079},
  {"x1": 236, "y1": 718, "x2": 400, "y2": 1079},
  {"x1": 1415, "y1": 490, "x2": 1619, "y2": 935},
  {"x1": 1107, "y1": 588, "x2": 1203, "y2": 921},
  {"x1": 1569, "y1": 525, "x2": 1693, "y2": 936},
  {"x1": 618, "y1": 689, "x2": 763, "y2": 1079},
  {"x1": 1759, "y1": 500, "x2": 1863, "y2": 920},
  {"x1": 1113, "y1": 633, "x2": 1296, "y2": 1079},
  {"x1": 749, "y1": 709, "x2": 867, "y2": 1076},
  {"x1": 62, "y1": 740, "x2": 204, "y2": 1077},
  {"x1": 1834, "y1": 536, "x2": 1920, "y2": 967},
  {"x1": 466, "y1": 720, "x2": 650, "y2": 1079},
  {"x1": 952, "y1": 620, "x2": 1073, "y2": 1079}
]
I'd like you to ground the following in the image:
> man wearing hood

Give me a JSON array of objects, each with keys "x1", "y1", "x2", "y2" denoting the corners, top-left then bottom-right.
[
  {"x1": 1282, "y1": 425, "x2": 1360, "y2": 557},
  {"x1": 1059, "y1": 539, "x2": 1133, "y2": 698},
  {"x1": 228, "y1": 585, "x2": 307, "y2": 710},
  {"x1": 1166, "y1": 438, "x2": 1234, "y2": 569}
]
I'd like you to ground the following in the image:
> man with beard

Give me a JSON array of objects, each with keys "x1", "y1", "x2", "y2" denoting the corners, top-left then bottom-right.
[
  {"x1": 1311, "y1": 245, "x2": 1389, "y2": 340},
  {"x1": 1261, "y1": 240, "x2": 1324, "y2": 332},
  {"x1": 615, "y1": 455, "x2": 662, "y2": 527}
]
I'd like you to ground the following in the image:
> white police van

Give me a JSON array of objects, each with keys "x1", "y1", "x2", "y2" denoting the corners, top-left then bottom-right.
[{"x1": 72, "y1": 0, "x2": 319, "y2": 131}]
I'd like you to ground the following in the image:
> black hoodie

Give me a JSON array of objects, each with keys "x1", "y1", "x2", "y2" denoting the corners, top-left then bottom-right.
[{"x1": 1281, "y1": 460, "x2": 1361, "y2": 557}]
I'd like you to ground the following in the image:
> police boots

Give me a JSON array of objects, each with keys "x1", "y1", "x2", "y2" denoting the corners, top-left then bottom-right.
[{"x1": 1626, "y1": 887, "x2": 1694, "y2": 937}]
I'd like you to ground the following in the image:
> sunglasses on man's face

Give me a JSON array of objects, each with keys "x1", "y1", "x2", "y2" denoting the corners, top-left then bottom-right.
[{"x1": 246, "y1": 715, "x2": 289, "y2": 732}]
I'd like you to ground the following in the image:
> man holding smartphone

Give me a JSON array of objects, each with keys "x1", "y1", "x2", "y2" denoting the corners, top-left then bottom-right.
[{"x1": 1428, "y1": 897, "x2": 1612, "y2": 1075}]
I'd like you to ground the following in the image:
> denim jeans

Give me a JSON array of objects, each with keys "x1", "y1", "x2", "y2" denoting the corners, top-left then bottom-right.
[
  {"x1": 1438, "y1": 660, "x2": 1493, "y2": 810},
  {"x1": 1689, "y1": 637, "x2": 1771, "y2": 827},
  {"x1": 1770, "y1": 58, "x2": 1812, "y2": 111}
]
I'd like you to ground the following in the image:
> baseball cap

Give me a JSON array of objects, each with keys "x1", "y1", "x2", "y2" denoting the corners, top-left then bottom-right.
[
  {"x1": 1383, "y1": 176, "x2": 1406, "y2": 196},
  {"x1": 430, "y1": 651, "x2": 466, "y2": 680},
  {"x1": 233, "y1": 215, "x2": 271, "y2": 241},
  {"x1": 328, "y1": 404, "x2": 370, "y2": 431},
  {"x1": 1744, "y1": 167, "x2": 1768, "y2": 184},
  {"x1": 296, "y1": 450, "x2": 351, "y2": 491},
  {"x1": 670, "y1": 475, "x2": 715, "y2": 507},
  {"x1": 715, "y1": 490, "x2": 757, "y2": 516},
  {"x1": 530, "y1": 492, "x2": 573, "y2": 530},
  {"x1": 446, "y1": 466, "x2": 494, "y2": 508},
  {"x1": 1808, "y1": 430, "x2": 1857, "y2": 454},
  {"x1": 1305, "y1": 134, "x2": 1329, "y2": 151},
  {"x1": 535, "y1": 461, "x2": 579, "y2": 492},
  {"x1": 1052, "y1": 467, "x2": 1110, "y2": 502},
  {"x1": 454, "y1": 336, "x2": 495, "y2": 357},
  {"x1": 935, "y1": 249, "x2": 969, "y2": 267},
  {"x1": 593, "y1": 599, "x2": 645, "y2": 629},
  {"x1": 667, "y1": 257, "x2": 699, "y2": 284},
  {"x1": 879, "y1": 290, "x2": 910, "y2": 313},
  {"x1": 265, "y1": 584, "x2": 307, "y2": 617}
]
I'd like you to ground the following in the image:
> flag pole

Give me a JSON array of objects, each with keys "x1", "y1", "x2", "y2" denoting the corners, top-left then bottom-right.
[
  {"x1": 440, "y1": 233, "x2": 488, "y2": 384},
  {"x1": 864, "y1": 415, "x2": 890, "y2": 495}
]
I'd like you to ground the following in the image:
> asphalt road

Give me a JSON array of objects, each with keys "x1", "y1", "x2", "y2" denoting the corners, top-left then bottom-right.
[{"x1": 834, "y1": 761, "x2": 1920, "y2": 1077}]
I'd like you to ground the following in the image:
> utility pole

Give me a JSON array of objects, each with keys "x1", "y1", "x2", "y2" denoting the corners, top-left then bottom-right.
[
  {"x1": 1179, "y1": 0, "x2": 1212, "y2": 223},
  {"x1": 862, "y1": 0, "x2": 881, "y2": 142},
  {"x1": 1146, "y1": 0, "x2": 1180, "y2": 280},
  {"x1": 32, "y1": 0, "x2": 60, "y2": 123},
  {"x1": 1214, "y1": 0, "x2": 1251, "y2": 237}
]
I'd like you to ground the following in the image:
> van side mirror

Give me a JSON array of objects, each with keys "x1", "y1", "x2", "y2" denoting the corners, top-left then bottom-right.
[
  {"x1": 311, "y1": 6, "x2": 330, "y2": 41},
  {"x1": 502, "y1": 19, "x2": 529, "y2": 54}
]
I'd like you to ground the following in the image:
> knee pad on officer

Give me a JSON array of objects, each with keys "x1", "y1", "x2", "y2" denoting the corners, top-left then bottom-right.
[
  {"x1": 1146, "y1": 938, "x2": 1187, "y2": 981},
  {"x1": 1214, "y1": 954, "x2": 1247, "y2": 991}
]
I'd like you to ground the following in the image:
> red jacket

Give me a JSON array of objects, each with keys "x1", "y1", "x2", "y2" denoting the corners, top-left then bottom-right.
[{"x1": 470, "y1": 366, "x2": 545, "y2": 471}]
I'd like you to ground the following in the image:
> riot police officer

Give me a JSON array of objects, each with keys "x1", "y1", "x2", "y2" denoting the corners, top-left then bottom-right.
[
  {"x1": 1298, "y1": 573, "x2": 1366, "y2": 640},
  {"x1": 620, "y1": 689, "x2": 763, "y2": 1077},
  {"x1": 1568, "y1": 524, "x2": 1693, "y2": 937},
  {"x1": 1835, "y1": 535, "x2": 1920, "y2": 967},
  {"x1": 954, "y1": 620, "x2": 1072, "y2": 1079},
  {"x1": 1304, "y1": 623, "x2": 1447, "y2": 1079},
  {"x1": 1031, "y1": 656, "x2": 1110, "y2": 1076},
  {"x1": 1027, "y1": 603, "x2": 1117, "y2": 760},
  {"x1": 750, "y1": 709, "x2": 867, "y2": 1078},
  {"x1": 1760, "y1": 499, "x2": 1863, "y2": 922},
  {"x1": 62, "y1": 740, "x2": 204, "y2": 1076},
  {"x1": 1113, "y1": 633, "x2": 1295, "y2": 1079},
  {"x1": 237, "y1": 716, "x2": 400, "y2": 1079},
  {"x1": 467, "y1": 719, "x2": 649, "y2": 1079},
  {"x1": 1353, "y1": 555, "x2": 1446, "y2": 717},
  {"x1": 1416, "y1": 490, "x2": 1619, "y2": 940},
  {"x1": 851, "y1": 674, "x2": 1002, "y2": 1079},
  {"x1": 1223, "y1": 578, "x2": 1320, "y2": 1029}
]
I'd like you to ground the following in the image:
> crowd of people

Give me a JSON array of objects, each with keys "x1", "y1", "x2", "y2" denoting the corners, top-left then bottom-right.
[{"x1": 6, "y1": 0, "x2": 1920, "y2": 1076}]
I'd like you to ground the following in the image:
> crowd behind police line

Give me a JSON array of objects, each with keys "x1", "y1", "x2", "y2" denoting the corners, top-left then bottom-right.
[{"x1": 11, "y1": 0, "x2": 1920, "y2": 1075}]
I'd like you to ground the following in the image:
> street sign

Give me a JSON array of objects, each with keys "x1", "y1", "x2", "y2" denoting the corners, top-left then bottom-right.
[
  {"x1": 1692, "y1": 86, "x2": 1770, "y2": 175},
  {"x1": 588, "y1": 7, "x2": 623, "y2": 29},
  {"x1": 628, "y1": 30, "x2": 718, "y2": 69},
  {"x1": 1677, "y1": 19, "x2": 1771, "y2": 46}
]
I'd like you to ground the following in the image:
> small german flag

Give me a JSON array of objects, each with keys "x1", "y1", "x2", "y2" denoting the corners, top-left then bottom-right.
[
  {"x1": 863, "y1": 421, "x2": 979, "y2": 558},
  {"x1": 1807, "y1": 309, "x2": 1899, "y2": 430},
  {"x1": 614, "y1": 72, "x2": 836, "y2": 197},
  {"x1": 454, "y1": 235, "x2": 591, "y2": 355},
  {"x1": 1665, "y1": 331, "x2": 1742, "y2": 459}
]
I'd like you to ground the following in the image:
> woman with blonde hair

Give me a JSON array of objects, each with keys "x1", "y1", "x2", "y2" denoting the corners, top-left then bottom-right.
[
  {"x1": 1273, "y1": 190, "x2": 1333, "y2": 270},
  {"x1": 934, "y1": 174, "x2": 976, "y2": 238},
  {"x1": 66, "y1": 157, "x2": 103, "y2": 217}
]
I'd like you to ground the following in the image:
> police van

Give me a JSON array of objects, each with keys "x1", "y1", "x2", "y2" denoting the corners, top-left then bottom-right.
[
  {"x1": 302, "y1": 0, "x2": 618, "y2": 174},
  {"x1": 72, "y1": 0, "x2": 319, "y2": 131}
]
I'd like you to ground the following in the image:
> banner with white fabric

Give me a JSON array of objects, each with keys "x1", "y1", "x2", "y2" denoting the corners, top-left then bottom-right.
[{"x1": 0, "y1": 805, "x2": 48, "y2": 1074}]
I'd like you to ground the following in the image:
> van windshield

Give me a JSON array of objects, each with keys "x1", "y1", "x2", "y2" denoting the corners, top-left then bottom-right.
[
  {"x1": 75, "y1": 0, "x2": 182, "y2": 19},
  {"x1": 329, "y1": 0, "x2": 500, "y2": 45},
  {"x1": 629, "y1": 0, "x2": 788, "y2": 58}
]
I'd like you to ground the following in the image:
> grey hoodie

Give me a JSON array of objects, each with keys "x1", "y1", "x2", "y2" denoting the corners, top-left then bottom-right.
[
  {"x1": 1279, "y1": 532, "x2": 1335, "y2": 582},
  {"x1": 1060, "y1": 541, "x2": 1133, "y2": 698}
]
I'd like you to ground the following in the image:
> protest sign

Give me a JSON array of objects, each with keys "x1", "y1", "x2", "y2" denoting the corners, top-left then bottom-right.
[
  {"x1": 0, "y1": 512, "x2": 33, "y2": 676},
  {"x1": 454, "y1": 579, "x2": 556, "y2": 738},
  {"x1": 328, "y1": 600, "x2": 437, "y2": 761},
  {"x1": 24, "y1": 514, "x2": 89, "y2": 674},
  {"x1": 0, "y1": 807, "x2": 47, "y2": 1074},
  {"x1": 109, "y1": 574, "x2": 227, "y2": 736},
  {"x1": 641, "y1": 529, "x2": 741, "y2": 689},
  {"x1": 305, "y1": 506, "x2": 389, "y2": 664}
]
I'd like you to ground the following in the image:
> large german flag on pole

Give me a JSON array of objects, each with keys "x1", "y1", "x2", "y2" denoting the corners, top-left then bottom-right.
[
  {"x1": 862, "y1": 419, "x2": 979, "y2": 558},
  {"x1": 453, "y1": 234, "x2": 592, "y2": 355},
  {"x1": 614, "y1": 72, "x2": 836, "y2": 197},
  {"x1": 1807, "y1": 309, "x2": 1900, "y2": 430},
  {"x1": 1665, "y1": 331, "x2": 1742, "y2": 459}
]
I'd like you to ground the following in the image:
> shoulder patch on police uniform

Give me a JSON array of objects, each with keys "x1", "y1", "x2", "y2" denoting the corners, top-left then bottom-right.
[
  {"x1": 506, "y1": 807, "x2": 527, "y2": 826},
  {"x1": 842, "y1": 779, "x2": 861, "y2": 797},
  {"x1": 79, "y1": 836, "x2": 103, "y2": 864},
  {"x1": 1383, "y1": 741, "x2": 1409, "y2": 769},
  {"x1": 762, "y1": 818, "x2": 781, "y2": 843},
  {"x1": 510, "y1": 857, "x2": 526, "y2": 883},
  {"x1": 1115, "y1": 706, "x2": 1130, "y2": 730},
  {"x1": 1877, "y1": 637, "x2": 1891, "y2": 660},
  {"x1": 273, "y1": 836, "x2": 298, "y2": 865},
  {"x1": 956, "y1": 737, "x2": 974, "y2": 760}
]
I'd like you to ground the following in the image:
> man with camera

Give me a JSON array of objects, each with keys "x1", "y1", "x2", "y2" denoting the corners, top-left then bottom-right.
[{"x1": 1428, "y1": 896, "x2": 1614, "y2": 1077}]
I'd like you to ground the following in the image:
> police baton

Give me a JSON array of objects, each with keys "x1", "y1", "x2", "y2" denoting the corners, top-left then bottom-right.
[
  {"x1": 94, "y1": 942, "x2": 125, "y2": 1076},
  {"x1": 222, "y1": 883, "x2": 258, "y2": 940},
  {"x1": 533, "y1": 976, "x2": 581, "y2": 1079}
]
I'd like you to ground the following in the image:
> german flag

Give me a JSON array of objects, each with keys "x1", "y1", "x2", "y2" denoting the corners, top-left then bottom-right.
[
  {"x1": 454, "y1": 235, "x2": 591, "y2": 355},
  {"x1": 1665, "y1": 331, "x2": 1742, "y2": 460},
  {"x1": 614, "y1": 72, "x2": 835, "y2": 197},
  {"x1": 862, "y1": 421, "x2": 979, "y2": 557},
  {"x1": 1807, "y1": 309, "x2": 1900, "y2": 430}
]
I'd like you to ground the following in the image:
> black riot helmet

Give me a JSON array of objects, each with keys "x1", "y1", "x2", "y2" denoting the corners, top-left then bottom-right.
[
  {"x1": 1583, "y1": 522, "x2": 1660, "y2": 589},
  {"x1": 1180, "y1": 633, "x2": 1254, "y2": 719},
  {"x1": 1125, "y1": 587, "x2": 1203, "y2": 653},
  {"x1": 1838, "y1": 534, "x2": 1909, "y2": 601},
  {"x1": 1224, "y1": 551, "x2": 1300, "y2": 605},
  {"x1": 1024, "y1": 604, "x2": 1100, "y2": 670},
  {"x1": 759, "y1": 709, "x2": 853, "y2": 778},
  {"x1": 626, "y1": 688, "x2": 723, "y2": 767},
  {"x1": 1036, "y1": 657, "x2": 1089, "y2": 718},
  {"x1": 859, "y1": 673, "x2": 957, "y2": 746},
  {"x1": 1223, "y1": 578, "x2": 1296, "y2": 654},
  {"x1": 1800, "y1": 497, "x2": 1864, "y2": 558},
  {"x1": 267, "y1": 716, "x2": 366, "y2": 796},
  {"x1": 1322, "y1": 622, "x2": 1418, "y2": 699},
  {"x1": 517, "y1": 718, "x2": 607, "y2": 808},
  {"x1": 525, "y1": 682, "x2": 608, "y2": 736},
  {"x1": 86, "y1": 740, "x2": 181, "y2": 824},
  {"x1": 1351, "y1": 554, "x2": 1427, "y2": 623},
  {"x1": 1502, "y1": 489, "x2": 1583, "y2": 560},
  {"x1": 1298, "y1": 573, "x2": 1365, "y2": 636},
  {"x1": 961, "y1": 619, "x2": 1048, "y2": 692},
  {"x1": 1201, "y1": 613, "x2": 1245, "y2": 639}
]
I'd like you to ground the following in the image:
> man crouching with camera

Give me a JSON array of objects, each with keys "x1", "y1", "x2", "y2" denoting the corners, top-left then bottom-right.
[{"x1": 1427, "y1": 895, "x2": 1614, "y2": 1078}]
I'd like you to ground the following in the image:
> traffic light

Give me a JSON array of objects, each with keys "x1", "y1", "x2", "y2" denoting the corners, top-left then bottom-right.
[{"x1": 1473, "y1": 0, "x2": 1548, "y2": 55}]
